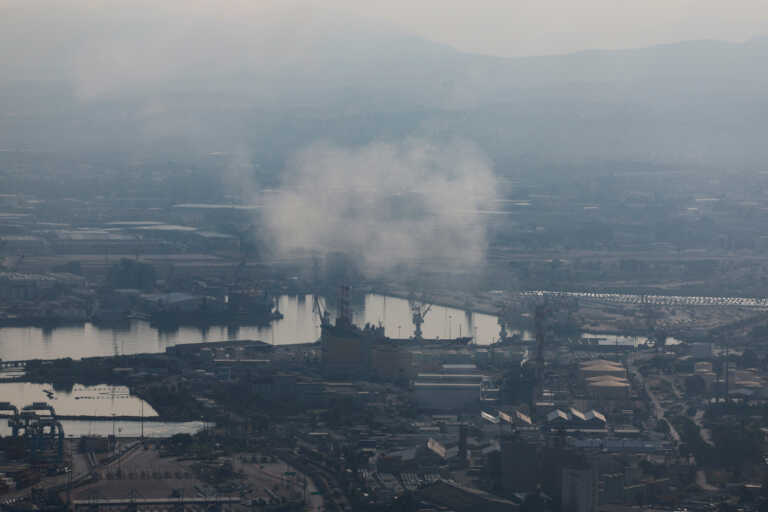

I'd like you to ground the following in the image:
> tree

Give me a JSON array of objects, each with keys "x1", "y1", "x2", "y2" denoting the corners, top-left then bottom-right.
[
  {"x1": 711, "y1": 422, "x2": 763, "y2": 471},
  {"x1": 685, "y1": 375, "x2": 707, "y2": 396},
  {"x1": 501, "y1": 362, "x2": 535, "y2": 405},
  {"x1": 52, "y1": 261, "x2": 82, "y2": 275},
  {"x1": 106, "y1": 258, "x2": 156, "y2": 290},
  {"x1": 741, "y1": 349, "x2": 758, "y2": 369}
]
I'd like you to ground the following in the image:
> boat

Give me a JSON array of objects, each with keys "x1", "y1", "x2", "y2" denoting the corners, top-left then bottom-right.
[{"x1": 149, "y1": 289, "x2": 281, "y2": 327}]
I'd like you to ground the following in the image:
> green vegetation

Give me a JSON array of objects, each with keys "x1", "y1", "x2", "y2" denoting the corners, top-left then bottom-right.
[
  {"x1": 672, "y1": 414, "x2": 764, "y2": 472},
  {"x1": 106, "y1": 258, "x2": 156, "y2": 291},
  {"x1": 672, "y1": 415, "x2": 711, "y2": 463}
]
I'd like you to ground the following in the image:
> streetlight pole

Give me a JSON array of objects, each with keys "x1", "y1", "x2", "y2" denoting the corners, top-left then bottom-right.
[{"x1": 66, "y1": 439, "x2": 73, "y2": 507}]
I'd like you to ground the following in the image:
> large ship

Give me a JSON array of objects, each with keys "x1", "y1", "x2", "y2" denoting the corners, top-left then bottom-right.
[
  {"x1": 317, "y1": 287, "x2": 474, "y2": 380},
  {"x1": 317, "y1": 286, "x2": 385, "y2": 379},
  {"x1": 147, "y1": 288, "x2": 283, "y2": 328}
]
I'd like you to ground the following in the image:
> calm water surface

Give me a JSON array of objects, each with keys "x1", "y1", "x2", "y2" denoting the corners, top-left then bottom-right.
[
  {"x1": 0, "y1": 420, "x2": 205, "y2": 438},
  {"x1": 0, "y1": 382, "x2": 204, "y2": 438},
  {"x1": 0, "y1": 293, "x2": 670, "y2": 361},
  {"x1": 0, "y1": 294, "x2": 502, "y2": 360},
  {"x1": 0, "y1": 382, "x2": 158, "y2": 417},
  {"x1": 0, "y1": 294, "x2": 669, "y2": 435}
]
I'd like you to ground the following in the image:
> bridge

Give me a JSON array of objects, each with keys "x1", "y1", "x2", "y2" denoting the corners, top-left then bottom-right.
[
  {"x1": 72, "y1": 496, "x2": 240, "y2": 511},
  {"x1": 521, "y1": 290, "x2": 768, "y2": 308}
]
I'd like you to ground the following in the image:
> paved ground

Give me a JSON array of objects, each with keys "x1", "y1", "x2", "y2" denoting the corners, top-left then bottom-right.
[
  {"x1": 693, "y1": 409, "x2": 714, "y2": 446},
  {"x1": 696, "y1": 470, "x2": 718, "y2": 492},
  {"x1": 627, "y1": 354, "x2": 681, "y2": 443},
  {"x1": 71, "y1": 447, "x2": 315, "y2": 510}
]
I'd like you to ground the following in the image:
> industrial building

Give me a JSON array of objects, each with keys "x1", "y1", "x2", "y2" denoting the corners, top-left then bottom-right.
[
  {"x1": 561, "y1": 465, "x2": 598, "y2": 512},
  {"x1": 545, "y1": 408, "x2": 607, "y2": 430},
  {"x1": 370, "y1": 343, "x2": 414, "y2": 381},
  {"x1": 499, "y1": 408, "x2": 533, "y2": 428},
  {"x1": 585, "y1": 376, "x2": 631, "y2": 400},
  {"x1": 413, "y1": 382, "x2": 482, "y2": 411},
  {"x1": 319, "y1": 288, "x2": 384, "y2": 379},
  {"x1": 579, "y1": 359, "x2": 626, "y2": 379},
  {"x1": 500, "y1": 437, "x2": 539, "y2": 493},
  {"x1": 0, "y1": 272, "x2": 85, "y2": 301},
  {"x1": 416, "y1": 479, "x2": 521, "y2": 512}
]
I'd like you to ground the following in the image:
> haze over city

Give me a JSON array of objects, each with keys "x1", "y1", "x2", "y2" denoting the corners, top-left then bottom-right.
[{"x1": 2, "y1": 1, "x2": 768, "y2": 511}]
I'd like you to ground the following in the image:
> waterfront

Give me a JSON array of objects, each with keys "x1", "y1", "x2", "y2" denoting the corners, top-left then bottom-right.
[
  {"x1": 0, "y1": 419, "x2": 205, "y2": 438},
  {"x1": 582, "y1": 333, "x2": 683, "y2": 347},
  {"x1": 0, "y1": 382, "x2": 207, "y2": 438},
  {"x1": 0, "y1": 382, "x2": 158, "y2": 417},
  {"x1": 0, "y1": 293, "x2": 670, "y2": 361},
  {"x1": 0, "y1": 294, "x2": 502, "y2": 360}
]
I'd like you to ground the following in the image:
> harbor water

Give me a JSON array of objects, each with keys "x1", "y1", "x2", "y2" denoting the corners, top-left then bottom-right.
[
  {"x1": 0, "y1": 294, "x2": 502, "y2": 361},
  {"x1": 0, "y1": 294, "x2": 671, "y2": 436},
  {"x1": 0, "y1": 382, "x2": 158, "y2": 417},
  {"x1": 0, "y1": 293, "x2": 670, "y2": 361},
  {"x1": 0, "y1": 382, "x2": 206, "y2": 438}
]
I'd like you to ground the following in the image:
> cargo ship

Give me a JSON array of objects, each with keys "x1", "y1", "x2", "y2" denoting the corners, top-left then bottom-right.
[
  {"x1": 318, "y1": 287, "x2": 474, "y2": 380},
  {"x1": 146, "y1": 288, "x2": 283, "y2": 328}
]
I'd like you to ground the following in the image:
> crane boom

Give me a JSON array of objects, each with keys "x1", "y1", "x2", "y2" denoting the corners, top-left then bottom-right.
[
  {"x1": 409, "y1": 297, "x2": 432, "y2": 340},
  {"x1": 313, "y1": 294, "x2": 330, "y2": 328}
]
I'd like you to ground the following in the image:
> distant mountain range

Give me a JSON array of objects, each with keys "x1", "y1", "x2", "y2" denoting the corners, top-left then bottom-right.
[{"x1": 1, "y1": 4, "x2": 767, "y2": 171}]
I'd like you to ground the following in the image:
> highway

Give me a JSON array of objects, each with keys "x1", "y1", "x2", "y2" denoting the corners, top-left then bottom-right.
[{"x1": 523, "y1": 290, "x2": 768, "y2": 308}]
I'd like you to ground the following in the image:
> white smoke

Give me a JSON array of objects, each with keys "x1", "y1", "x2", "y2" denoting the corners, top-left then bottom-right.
[{"x1": 262, "y1": 138, "x2": 497, "y2": 274}]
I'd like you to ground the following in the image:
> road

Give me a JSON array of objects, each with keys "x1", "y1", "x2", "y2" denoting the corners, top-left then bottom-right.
[
  {"x1": 524, "y1": 290, "x2": 768, "y2": 308},
  {"x1": 648, "y1": 387, "x2": 680, "y2": 443},
  {"x1": 240, "y1": 461, "x2": 324, "y2": 512},
  {"x1": 627, "y1": 354, "x2": 680, "y2": 443},
  {"x1": 660, "y1": 375, "x2": 683, "y2": 400},
  {"x1": 275, "y1": 448, "x2": 348, "y2": 512},
  {"x1": 696, "y1": 470, "x2": 718, "y2": 492},
  {"x1": 693, "y1": 409, "x2": 714, "y2": 446},
  {"x1": 304, "y1": 476, "x2": 324, "y2": 512},
  {"x1": 0, "y1": 440, "x2": 139, "y2": 505}
]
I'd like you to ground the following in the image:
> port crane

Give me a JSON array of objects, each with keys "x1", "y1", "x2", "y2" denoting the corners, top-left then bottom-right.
[
  {"x1": 2, "y1": 402, "x2": 64, "y2": 460},
  {"x1": 312, "y1": 294, "x2": 330, "y2": 328},
  {"x1": 409, "y1": 298, "x2": 432, "y2": 341}
]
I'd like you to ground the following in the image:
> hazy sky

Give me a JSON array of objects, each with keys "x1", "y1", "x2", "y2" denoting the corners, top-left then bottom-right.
[
  {"x1": 333, "y1": 0, "x2": 768, "y2": 56},
  {"x1": 4, "y1": 0, "x2": 766, "y2": 59},
  {"x1": 76, "y1": 0, "x2": 768, "y2": 58}
]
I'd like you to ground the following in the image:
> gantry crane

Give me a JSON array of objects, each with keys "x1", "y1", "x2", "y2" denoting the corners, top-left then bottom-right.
[{"x1": 409, "y1": 296, "x2": 432, "y2": 341}]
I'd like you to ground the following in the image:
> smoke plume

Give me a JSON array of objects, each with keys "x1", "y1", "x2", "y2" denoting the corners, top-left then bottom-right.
[{"x1": 262, "y1": 139, "x2": 497, "y2": 275}]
